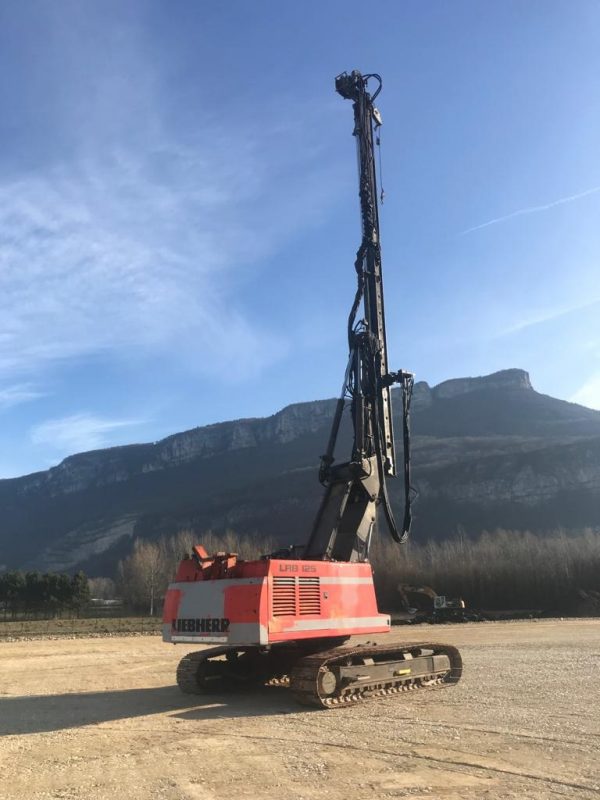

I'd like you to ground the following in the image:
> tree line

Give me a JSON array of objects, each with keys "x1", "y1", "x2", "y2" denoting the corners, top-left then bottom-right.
[
  {"x1": 116, "y1": 526, "x2": 600, "y2": 616},
  {"x1": 4, "y1": 527, "x2": 599, "y2": 619},
  {"x1": 371, "y1": 527, "x2": 600, "y2": 613},
  {"x1": 0, "y1": 570, "x2": 90, "y2": 619}
]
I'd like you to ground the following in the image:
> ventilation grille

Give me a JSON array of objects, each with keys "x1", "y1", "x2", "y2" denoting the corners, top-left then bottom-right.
[
  {"x1": 272, "y1": 576, "x2": 322, "y2": 616},
  {"x1": 299, "y1": 577, "x2": 321, "y2": 615},
  {"x1": 272, "y1": 576, "x2": 297, "y2": 616}
]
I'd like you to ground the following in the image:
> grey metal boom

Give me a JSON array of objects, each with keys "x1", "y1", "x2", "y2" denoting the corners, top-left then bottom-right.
[{"x1": 303, "y1": 70, "x2": 414, "y2": 563}]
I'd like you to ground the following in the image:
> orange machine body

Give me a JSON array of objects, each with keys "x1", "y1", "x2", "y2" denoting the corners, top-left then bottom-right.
[{"x1": 162, "y1": 550, "x2": 389, "y2": 647}]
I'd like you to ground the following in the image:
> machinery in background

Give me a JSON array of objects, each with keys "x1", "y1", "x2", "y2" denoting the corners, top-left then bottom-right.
[
  {"x1": 397, "y1": 584, "x2": 473, "y2": 623},
  {"x1": 162, "y1": 70, "x2": 462, "y2": 708}
]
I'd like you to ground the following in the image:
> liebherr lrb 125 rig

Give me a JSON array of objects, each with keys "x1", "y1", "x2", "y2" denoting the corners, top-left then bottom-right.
[{"x1": 162, "y1": 71, "x2": 462, "y2": 707}]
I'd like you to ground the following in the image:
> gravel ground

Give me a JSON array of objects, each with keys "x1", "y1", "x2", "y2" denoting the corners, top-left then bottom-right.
[{"x1": 0, "y1": 619, "x2": 599, "y2": 799}]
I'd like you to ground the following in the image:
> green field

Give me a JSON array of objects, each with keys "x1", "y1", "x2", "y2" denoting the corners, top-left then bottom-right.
[{"x1": 0, "y1": 616, "x2": 162, "y2": 640}]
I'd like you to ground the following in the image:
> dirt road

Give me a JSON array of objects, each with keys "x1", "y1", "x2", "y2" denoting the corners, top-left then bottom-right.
[{"x1": 1, "y1": 620, "x2": 599, "y2": 799}]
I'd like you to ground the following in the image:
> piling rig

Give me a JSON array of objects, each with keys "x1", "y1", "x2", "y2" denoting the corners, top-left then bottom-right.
[{"x1": 162, "y1": 71, "x2": 462, "y2": 707}]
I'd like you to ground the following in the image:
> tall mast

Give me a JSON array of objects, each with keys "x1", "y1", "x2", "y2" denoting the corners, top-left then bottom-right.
[
  {"x1": 303, "y1": 71, "x2": 414, "y2": 563},
  {"x1": 336, "y1": 70, "x2": 396, "y2": 476}
]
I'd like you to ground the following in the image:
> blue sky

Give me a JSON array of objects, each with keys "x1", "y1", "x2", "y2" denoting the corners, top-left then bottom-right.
[{"x1": 0, "y1": 0, "x2": 599, "y2": 478}]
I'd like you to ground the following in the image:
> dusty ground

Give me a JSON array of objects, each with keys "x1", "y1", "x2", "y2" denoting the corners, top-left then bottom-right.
[{"x1": 1, "y1": 620, "x2": 599, "y2": 800}]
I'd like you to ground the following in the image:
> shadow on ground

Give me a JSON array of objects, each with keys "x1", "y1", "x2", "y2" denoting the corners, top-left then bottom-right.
[{"x1": 0, "y1": 684, "x2": 302, "y2": 735}]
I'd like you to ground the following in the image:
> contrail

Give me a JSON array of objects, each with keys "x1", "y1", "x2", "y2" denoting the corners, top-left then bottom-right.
[
  {"x1": 499, "y1": 297, "x2": 600, "y2": 337},
  {"x1": 460, "y1": 184, "x2": 600, "y2": 235}
]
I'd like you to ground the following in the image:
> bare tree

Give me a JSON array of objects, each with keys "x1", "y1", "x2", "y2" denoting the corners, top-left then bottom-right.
[{"x1": 118, "y1": 539, "x2": 164, "y2": 615}]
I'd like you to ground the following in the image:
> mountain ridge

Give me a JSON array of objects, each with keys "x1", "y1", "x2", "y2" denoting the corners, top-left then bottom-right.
[
  {"x1": 7, "y1": 368, "x2": 596, "y2": 488},
  {"x1": 1, "y1": 368, "x2": 599, "y2": 575}
]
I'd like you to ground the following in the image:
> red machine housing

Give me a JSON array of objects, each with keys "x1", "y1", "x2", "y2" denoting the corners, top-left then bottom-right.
[{"x1": 162, "y1": 549, "x2": 390, "y2": 647}]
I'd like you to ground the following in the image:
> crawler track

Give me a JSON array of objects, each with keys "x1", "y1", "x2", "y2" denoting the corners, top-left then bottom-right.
[
  {"x1": 176, "y1": 646, "x2": 231, "y2": 694},
  {"x1": 289, "y1": 642, "x2": 462, "y2": 708},
  {"x1": 176, "y1": 641, "x2": 462, "y2": 707}
]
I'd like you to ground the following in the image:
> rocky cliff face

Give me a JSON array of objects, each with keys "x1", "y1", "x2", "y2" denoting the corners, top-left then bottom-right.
[
  {"x1": 409, "y1": 369, "x2": 533, "y2": 408},
  {"x1": 432, "y1": 368, "x2": 533, "y2": 400},
  {"x1": 11, "y1": 398, "x2": 338, "y2": 499},
  {"x1": 1, "y1": 368, "x2": 599, "y2": 574}
]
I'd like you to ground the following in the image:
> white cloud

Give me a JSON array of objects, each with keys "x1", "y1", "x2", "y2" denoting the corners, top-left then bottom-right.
[
  {"x1": 0, "y1": 9, "x2": 347, "y2": 477},
  {"x1": 498, "y1": 298, "x2": 600, "y2": 337},
  {"x1": 0, "y1": 126, "x2": 342, "y2": 384},
  {"x1": 30, "y1": 413, "x2": 144, "y2": 454},
  {"x1": 0, "y1": 9, "x2": 343, "y2": 388},
  {"x1": 570, "y1": 375, "x2": 600, "y2": 411},
  {"x1": 460, "y1": 184, "x2": 600, "y2": 236},
  {"x1": 0, "y1": 383, "x2": 45, "y2": 411}
]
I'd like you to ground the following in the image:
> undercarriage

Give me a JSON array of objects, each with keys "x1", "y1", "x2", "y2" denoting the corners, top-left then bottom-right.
[{"x1": 176, "y1": 640, "x2": 462, "y2": 709}]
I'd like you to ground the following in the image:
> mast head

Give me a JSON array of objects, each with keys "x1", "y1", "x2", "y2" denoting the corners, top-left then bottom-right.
[
  {"x1": 335, "y1": 71, "x2": 361, "y2": 100},
  {"x1": 335, "y1": 71, "x2": 382, "y2": 103}
]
